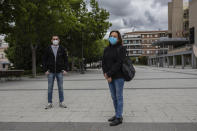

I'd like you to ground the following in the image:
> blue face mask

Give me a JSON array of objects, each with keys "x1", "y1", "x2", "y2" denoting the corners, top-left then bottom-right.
[{"x1": 109, "y1": 37, "x2": 118, "y2": 45}]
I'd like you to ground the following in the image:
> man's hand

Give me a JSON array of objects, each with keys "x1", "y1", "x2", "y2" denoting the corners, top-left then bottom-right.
[
  {"x1": 63, "y1": 70, "x2": 67, "y2": 75},
  {"x1": 104, "y1": 73, "x2": 108, "y2": 79},
  {"x1": 45, "y1": 71, "x2": 50, "y2": 75},
  {"x1": 107, "y1": 77, "x2": 112, "y2": 83}
]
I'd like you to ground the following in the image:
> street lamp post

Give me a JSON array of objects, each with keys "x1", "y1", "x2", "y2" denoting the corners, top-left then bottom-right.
[{"x1": 81, "y1": 30, "x2": 84, "y2": 74}]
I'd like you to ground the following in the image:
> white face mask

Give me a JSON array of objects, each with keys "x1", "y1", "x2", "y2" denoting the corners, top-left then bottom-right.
[{"x1": 52, "y1": 40, "x2": 59, "y2": 45}]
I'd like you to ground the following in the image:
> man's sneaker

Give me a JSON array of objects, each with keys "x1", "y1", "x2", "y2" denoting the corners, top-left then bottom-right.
[
  {"x1": 45, "y1": 103, "x2": 53, "y2": 109},
  {"x1": 59, "y1": 102, "x2": 67, "y2": 108}
]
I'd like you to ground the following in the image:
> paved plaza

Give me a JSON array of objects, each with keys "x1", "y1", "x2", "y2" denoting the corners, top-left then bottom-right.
[{"x1": 0, "y1": 66, "x2": 197, "y2": 130}]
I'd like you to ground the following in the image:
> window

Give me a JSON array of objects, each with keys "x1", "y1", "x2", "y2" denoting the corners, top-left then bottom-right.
[
  {"x1": 3, "y1": 64, "x2": 6, "y2": 68},
  {"x1": 133, "y1": 51, "x2": 136, "y2": 54},
  {"x1": 147, "y1": 51, "x2": 150, "y2": 54},
  {"x1": 1, "y1": 54, "x2": 4, "y2": 59}
]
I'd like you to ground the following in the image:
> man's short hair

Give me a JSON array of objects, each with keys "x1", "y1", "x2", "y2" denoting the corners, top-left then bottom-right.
[{"x1": 52, "y1": 35, "x2": 59, "y2": 39}]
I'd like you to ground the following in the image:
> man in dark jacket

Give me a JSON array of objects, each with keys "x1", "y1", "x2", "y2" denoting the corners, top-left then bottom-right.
[{"x1": 43, "y1": 35, "x2": 68, "y2": 109}]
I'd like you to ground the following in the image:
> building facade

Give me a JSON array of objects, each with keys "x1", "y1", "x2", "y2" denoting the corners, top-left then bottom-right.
[
  {"x1": 183, "y1": 1, "x2": 189, "y2": 37},
  {"x1": 189, "y1": 0, "x2": 197, "y2": 58},
  {"x1": 122, "y1": 31, "x2": 168, "y2": 60},
  {"x1": 0, "y1": 38, "x2": 9, "y2": 70},
  {"x1": 148, "y1": 0, "x2": 197, "y2": 69},
  {"x1": 170, "y1": 0, "x2": 184, "y2": 38},
  {"x1": 141, "y1": 31, "x2": 168, "y2": 56},
  {"x1": 122, "y1": 32, "x2": 142, "y2": 58}
]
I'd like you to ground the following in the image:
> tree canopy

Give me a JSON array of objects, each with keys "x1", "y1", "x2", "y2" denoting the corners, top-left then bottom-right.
[{"x1": 0, "y1": 0, "x2": 111, "y2": 74}]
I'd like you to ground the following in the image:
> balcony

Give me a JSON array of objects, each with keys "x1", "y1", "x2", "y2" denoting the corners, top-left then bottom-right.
[
  {"x1": 128, "y1": 54, "x2": 142, "y2": 56},
  {"x1": 168, "y1": 45, "x2": 192, "y2": 54}
]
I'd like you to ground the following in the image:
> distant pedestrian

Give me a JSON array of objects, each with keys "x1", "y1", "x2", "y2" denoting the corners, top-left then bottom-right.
[
  {"x1": 102, "y1": 30, "x2": 126, "y2": 126},
  {"x1": 43, "y1": 35, "x2": 68, "y2": 109}
]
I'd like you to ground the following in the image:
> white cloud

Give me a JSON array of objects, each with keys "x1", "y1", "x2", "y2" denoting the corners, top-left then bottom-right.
[{"x1": 95, "y1": 0, "x2": 170, "y2": 38}]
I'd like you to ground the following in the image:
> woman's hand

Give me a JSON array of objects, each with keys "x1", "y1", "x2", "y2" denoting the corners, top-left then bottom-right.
[
  {"x1": 63, "y1": 70, "x2": 67, "y2": 75},
  {"x1": 104, "y1": 73, "x2": 112, "y2": 82}
]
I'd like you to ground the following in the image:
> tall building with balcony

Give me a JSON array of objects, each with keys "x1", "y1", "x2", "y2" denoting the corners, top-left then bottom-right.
[
  {"x1": 189, "y1": 0, "x2": 197, "y2": 65},
  {"x1": 148, "y1": 0, "x2": 197, "y2": 69},
  {"x1": 140, "y1": 31, "x2": 168, "y2": 56},
  {"x1": 122, "y1": 32, "x2": 142, "y2": 58},
  {"x1": 122, "y1": 31, "x2": 168, "y2": 61}
]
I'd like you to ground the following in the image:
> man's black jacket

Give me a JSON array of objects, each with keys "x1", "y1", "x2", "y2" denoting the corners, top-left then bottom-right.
[
  {"x1": 102, "y1": 44, "x2": 126, "y2": 79},
  {"x1": 42, "y1": 45, "x2": 68, "y2": 73}
]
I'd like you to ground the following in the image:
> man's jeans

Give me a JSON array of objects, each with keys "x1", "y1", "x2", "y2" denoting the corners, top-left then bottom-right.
[
  {"x1": 48, "y1": 73, "x2": 64, "y2": 103},
  {"x1": 108, "y1": 78, "x2": 124, "y2": 118}
]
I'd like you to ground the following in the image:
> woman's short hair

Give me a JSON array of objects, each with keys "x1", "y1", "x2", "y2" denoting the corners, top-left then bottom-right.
[{"x1": 109, "y1": 30, "x2": 123, "y2": 45}]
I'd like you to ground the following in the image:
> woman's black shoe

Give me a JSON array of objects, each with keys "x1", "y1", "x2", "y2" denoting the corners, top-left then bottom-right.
[
  {"x1": 109, "y1": 118, "x2": 123, "y2": 126},
  {"x1": 108, "y1": 116, "x2": 116, "y2": 122}
]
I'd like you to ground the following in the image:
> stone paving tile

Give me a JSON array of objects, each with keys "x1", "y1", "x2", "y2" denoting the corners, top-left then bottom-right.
[{"x1": 0, "y1": 66, "x2": 197, "y2": 123}]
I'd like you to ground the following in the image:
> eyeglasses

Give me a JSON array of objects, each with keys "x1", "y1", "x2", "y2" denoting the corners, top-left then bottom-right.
[{"x1": 53, "y1": 39, "x2": 58, "y2": 40}]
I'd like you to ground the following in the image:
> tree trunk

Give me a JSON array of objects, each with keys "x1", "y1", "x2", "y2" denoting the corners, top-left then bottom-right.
[
  {"x1": 71, "y1": 56, "x2": 75, "y2": 71},
  {"x1": 31, "y1": 44, "x2": 37, "y2": 78}
]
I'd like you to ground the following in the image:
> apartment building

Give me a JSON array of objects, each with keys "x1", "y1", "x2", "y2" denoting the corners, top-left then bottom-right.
[{"x1": 122, "y1": 31, "x2": 168, "y2": 58}]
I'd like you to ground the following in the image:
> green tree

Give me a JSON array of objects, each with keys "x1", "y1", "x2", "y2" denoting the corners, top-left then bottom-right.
[
  {"x1": 1, "y1": 0, "x2": 111, "y2": 76},
  {"x1": 1, "y1": 0, "x2": 81, "y2": 76},
  {"x1": 84, "y1": 39, "x2": 108, "y2": 65}
]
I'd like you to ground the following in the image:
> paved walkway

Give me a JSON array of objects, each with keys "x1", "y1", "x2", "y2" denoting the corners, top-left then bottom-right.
[{"x1": 0, "y1": 66, "x2": 197, "y2": 130}]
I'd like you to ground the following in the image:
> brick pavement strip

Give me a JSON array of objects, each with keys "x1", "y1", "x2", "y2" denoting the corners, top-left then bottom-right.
[
  {"x1": 0, "y1": 66, "x2": 197, "y2": 130},
  {"x1": 0, "y1": 122, "x2": 197, "y2": 131}
]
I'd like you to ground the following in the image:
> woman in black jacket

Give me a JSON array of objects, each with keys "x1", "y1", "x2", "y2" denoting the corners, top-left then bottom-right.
[{"x1": 102, "y1": 30, "x2": 126, "y2": 126}]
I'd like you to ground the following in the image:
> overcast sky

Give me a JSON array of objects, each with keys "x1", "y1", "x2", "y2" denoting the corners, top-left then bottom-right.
[{"x1": 90, "y1": 0, "x2": 188, "y2": 38}]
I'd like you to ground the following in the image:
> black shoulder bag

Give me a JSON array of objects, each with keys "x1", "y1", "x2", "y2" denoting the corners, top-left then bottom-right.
[{"x1": 117, "y1": 47, "x2": 136, "y2": 81}]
